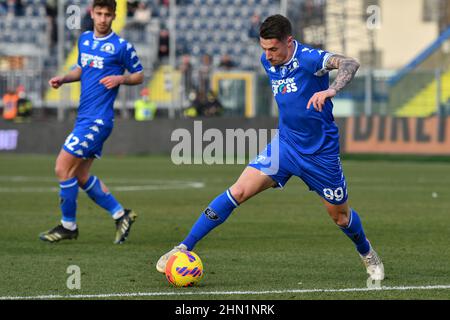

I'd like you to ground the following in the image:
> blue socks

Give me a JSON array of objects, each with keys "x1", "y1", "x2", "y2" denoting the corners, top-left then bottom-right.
[
  {"x1": 178, "y1": 191, "x2": 370, "y2": 256},
  {"x1": 340, "y1": 209, "x2": 371, "y2": 255},
  {"x1": 59, "y1": 177, "x2": 79, "y2": 223},
  {"x1": 82, "y1": 176, "x2": 124, "y2": 218},
  {"x1": 181, "y1": 189, "x2": 239, "y2": 250}
]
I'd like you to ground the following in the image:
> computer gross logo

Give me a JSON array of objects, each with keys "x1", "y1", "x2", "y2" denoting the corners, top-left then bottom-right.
[
  {"x1": 81, "y1": 53, "x2": 104, "y2": 69},
  {"x1": 272, "y1": 77, "x2": 298, "y2": 97}
]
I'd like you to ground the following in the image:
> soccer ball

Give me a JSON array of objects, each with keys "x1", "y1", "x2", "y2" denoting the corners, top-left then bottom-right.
[{"x1": 165, "y1": 250, "x2": 204, "y2": 287}]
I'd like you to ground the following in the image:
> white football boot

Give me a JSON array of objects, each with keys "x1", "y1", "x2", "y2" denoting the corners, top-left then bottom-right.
[
  {"x1": 360, "y1": 246, "x2": 385, "y2": 281},
  {"x1": 156, "y1": 244, "x2": 188, "y2": 273}
]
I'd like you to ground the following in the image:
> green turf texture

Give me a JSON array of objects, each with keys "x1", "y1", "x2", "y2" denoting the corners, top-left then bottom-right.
[{"x1": 0, "y1": 154, "x2": 449, "y2": 300}]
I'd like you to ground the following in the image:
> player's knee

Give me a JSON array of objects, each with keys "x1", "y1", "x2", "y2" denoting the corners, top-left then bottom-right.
[
  {"x1": 55, "y1": 164, "x2": 69, "y2": 180},
  {"x1": 335, "y1": 216, "x2": 350, "y2": 228},
  {"x1": 330, "y1": 211, "x2": 350, "y2": 227},
  {"x1": 229, "y1": 185, "x2": 247, "y2": 204},
  {"x1": 324, "y1": 202, "x2": 351, "y2": 227},
  {"x1": 55, "y1": 163, "x2": 77, "y2": 181}
]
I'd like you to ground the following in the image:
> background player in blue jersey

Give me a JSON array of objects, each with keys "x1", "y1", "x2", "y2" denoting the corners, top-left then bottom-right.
[
  {"x1": 157, "y1": 14, "x2": 384, "y2": 281},
  {"x1": 39, "y1": 0, "x2": 144, "y2": 244}
]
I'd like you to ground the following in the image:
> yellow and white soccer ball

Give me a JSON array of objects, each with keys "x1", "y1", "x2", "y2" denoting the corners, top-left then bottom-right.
[{"x1": 165, "y1": 250, "x2": 204, "y2": 287}]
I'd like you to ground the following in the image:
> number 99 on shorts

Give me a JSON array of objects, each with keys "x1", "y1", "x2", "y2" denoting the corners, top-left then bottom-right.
[{"x1": 323, "y1": 187, "x2": 345, "y2": 202}]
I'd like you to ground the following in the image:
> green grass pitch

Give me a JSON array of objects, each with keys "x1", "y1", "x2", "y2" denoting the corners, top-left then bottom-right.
[{"x1": 0, "y1": 154, "x2": 449, "y2": 300}]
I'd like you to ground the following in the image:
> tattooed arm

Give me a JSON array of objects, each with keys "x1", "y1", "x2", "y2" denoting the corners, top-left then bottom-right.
[
  {"x1": 306, "y1": 54, "x2": 360, "y2": 112},
  {"x1": 327, "y1": 54, "x2": 360, "y2": 93}
]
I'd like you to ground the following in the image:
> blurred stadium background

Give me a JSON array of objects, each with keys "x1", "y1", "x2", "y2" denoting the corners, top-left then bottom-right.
[
  {"x1": 2, "y1": 0, "x2": 450, "y2": 156},
  {"x1": 1, "y1": 1, "x2": 450, "y2": 300},
  {"x1": 0, "y1": 0, "x2": 449, "y2": 152},
  {"x1": 0, "y1": 0, "x2": 450, "y2": 154}
]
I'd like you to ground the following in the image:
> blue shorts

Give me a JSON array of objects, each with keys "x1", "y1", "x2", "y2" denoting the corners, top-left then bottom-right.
[
  {"x1": 249, "y1": 136, "x2": 348, "y2": 205},
  {"x1": 62, "y1": 119, "x2": 113, "y2": 159}
]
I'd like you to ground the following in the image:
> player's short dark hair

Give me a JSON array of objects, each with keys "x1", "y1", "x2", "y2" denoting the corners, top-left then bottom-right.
[
  {"x1": 259, "y1": 14, "x2": 292, "y2": 41},
  {"x1": 93, "y1": 0, "x2": 116, "y2": 12}
]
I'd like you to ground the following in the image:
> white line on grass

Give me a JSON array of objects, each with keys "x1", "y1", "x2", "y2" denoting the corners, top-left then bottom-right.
[
  {"x1": 0, "y1": 176, "x2": 205, "y2": 192},
  {"x1": 2, "y1": 284, "x2": 450, "y2": 300}
]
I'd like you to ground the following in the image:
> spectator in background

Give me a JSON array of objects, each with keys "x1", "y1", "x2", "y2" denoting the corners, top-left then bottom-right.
[
  {"x1": 248, "y1": 13, "x2": 261, "y2": 41},
  {"x1": 218, "y1": 54, "x2": 236, "y2": 70},
  {"x1": 16, "y1": 85, "x2": 32, "y2": 122},
  {"x1": 2, "y1": 88, "x2": 18, "y2": 121},
  {"x1": 180, "y1": 54, "x2": 194, "y2": 105},
  {"x1": 158, "y1": 27, "x2": 170, "y2": 61},
  {"x1": 127, "y1": 0, "x2": 139, "y2": 18},
  {"x1": 202, "y1": 90, "x2": 223, "y2": 117},
  {"x1": 127, "y1": 1, "x2": 151, "y2": 29},
  {"x1": 186, "y1": 89, "x2": 223, "y2": 118},
  {"x1": 133, "y1": 1, "x2": 151, "y2": 26},
  {"x1": 134, "y1": 88, "x2": 157, "y2": 121},
  {"x1": 46, "y1": 0, "x2": 58, "y2": 49},
  {"x1": 5, "y1": 0, "x2": 23, "y2": 17},
  {"x1": 197, "y1": 54, "x2": 212, "y2": 98}
]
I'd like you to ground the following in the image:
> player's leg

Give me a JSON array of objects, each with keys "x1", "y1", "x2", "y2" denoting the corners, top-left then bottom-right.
[
  {"x1": 76, "y1": 157, "x2": 137, "y2": 244},
  {"x1": 77, "y1": 159, "x2": 124, "y2": 219},
  {"x1": 39, "y1": 149, "x2": 84, "y2": 242},
  {"x1": 321, "y1": 199, "x2": 384, "y2": 280},
  {"x1": 299, "y1": 153, "x2": 384, "y2": 280},
  {"x1": 156, "y1": 167, "x2": 277, "y2": 273},
  {"x1": 181, "y1": 166, "x2": 277, "y2": 250},
  {"x1": 321, "y1": 199, "x2": 370, "y2": 255},
  {"x1": 54, "y1": 149, "x2": 85, "y2": 229}
]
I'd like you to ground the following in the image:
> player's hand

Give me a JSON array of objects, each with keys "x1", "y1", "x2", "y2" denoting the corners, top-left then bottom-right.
[
  {"x1": 306, "y1": 88, "x2": 337, "y2": 112},
  {"x1": 48, "y1": 76, "x2": 65, "y2": 89},
  {"x1": 99, "y1": 75, "x2": 124, "y2": 89}
]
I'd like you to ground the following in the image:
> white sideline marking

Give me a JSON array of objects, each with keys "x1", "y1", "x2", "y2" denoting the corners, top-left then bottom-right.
[
  {"x1": 1, "y1": 285, "x2": 450, "y2": 300},
  {"x1": 0, "y1": 184, "x2": 204, "y2": 193},
  {"x1": 0, "y1": 176, "x2": 204, "y2": 192}
]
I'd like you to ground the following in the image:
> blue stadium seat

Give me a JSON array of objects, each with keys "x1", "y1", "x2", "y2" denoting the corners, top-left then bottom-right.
[
  {"x1": 179, "y1": 17, "x2": 191, "y2": 30},
  {"x1": 24, "y1": 5, "x2": 33, "y2": 16},
  {"x1": 204, "y1": 42, "x2": 215, "y2": 55},
  {"x1": 206, "y1": 0, "x2": 221, "y2": 5},
  {"x1": 186, "y1": 5, "x2": 196, "y2": 17},
  {"x1": 176, "y1": 6, "x2": 187, "y2": 18},
  {"x1": 191, "y1": 44, "x2": 202, "y2": 56},
  {"x1": 3, "y1": 33, "x2": 11, "y2": 43}
]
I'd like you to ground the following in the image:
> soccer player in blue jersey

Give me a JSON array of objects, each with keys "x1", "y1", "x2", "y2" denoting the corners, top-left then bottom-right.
[
  {"x1": 157, "y1": 14, "x2": 384, "y2": 280},
  {"x1": 39, "y1": 0, "x2": 144, "y2": 244}
]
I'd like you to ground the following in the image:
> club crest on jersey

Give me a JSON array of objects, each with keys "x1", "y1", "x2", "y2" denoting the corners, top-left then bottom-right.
[
  {"x1": 100, "y1": 43, "x2": 115, "y2": 54},
  {"x1": 271, "y1": 77, "x2": 298, "y2": 96},
  {"x1": 289, "y1": 58, "x2": 300, "y2": 72},
  {"x1": 81, "y1": 53, "x2": 104, "y2": 69}
]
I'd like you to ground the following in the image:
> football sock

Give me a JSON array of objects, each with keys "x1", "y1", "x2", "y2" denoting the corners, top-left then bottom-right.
[
  {"x1": 61, "y1": 220, "x2": 77, "y2": 231},
  {"x1": 181, "y1": 189, "x2": 239, "y2": 250},
  {"x1": 339, "y1": 209, "x2": 371, "y2": 256},
  {"x1": 82, "y1": 176, "x2": 124, "y2": 219},
  {"x1": 59, "y1": 177, "x2": 79, "y2": 224}
]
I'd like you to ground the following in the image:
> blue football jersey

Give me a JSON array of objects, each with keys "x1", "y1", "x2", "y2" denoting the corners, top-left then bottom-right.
[
  {"x1": 76, "y1": 31, "x2": 143, "y2": 122},
  {"x1": 261, "y1": 40, "x2": 340, "y2": 154}
]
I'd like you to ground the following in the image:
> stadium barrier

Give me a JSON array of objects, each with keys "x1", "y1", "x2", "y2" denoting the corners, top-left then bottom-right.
[{"x1": 1, "y1": 116, "x2": 450, "y2": 156}]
